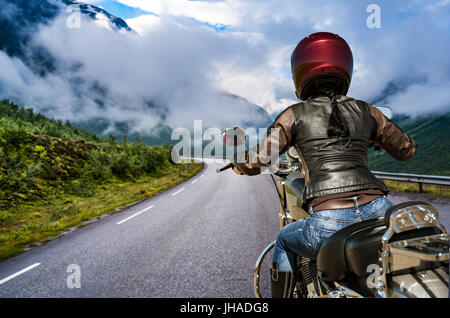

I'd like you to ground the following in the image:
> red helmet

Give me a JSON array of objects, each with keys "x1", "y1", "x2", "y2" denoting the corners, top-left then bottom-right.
[{"x1": 291, "y1": 32, "x2": 353, "y2": 100}]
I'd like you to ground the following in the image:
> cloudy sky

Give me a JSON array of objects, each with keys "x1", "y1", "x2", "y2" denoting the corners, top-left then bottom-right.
[
  {"x1": 82, "y1": 0, "x2": 450, "y2": 115},
  {"x1": 1, "y1": 0, "x2": 450, "y2": 136}
]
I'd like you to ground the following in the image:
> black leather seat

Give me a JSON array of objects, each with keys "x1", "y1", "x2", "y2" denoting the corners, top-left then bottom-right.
[{"x1": 316, "y1": 218, "x2": 386, "y2": 281}]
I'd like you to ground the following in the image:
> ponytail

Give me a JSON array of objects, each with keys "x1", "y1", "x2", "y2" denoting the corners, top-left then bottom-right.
[{"x1": 324, "y1": 90, "x2": 350, "y2": 138}]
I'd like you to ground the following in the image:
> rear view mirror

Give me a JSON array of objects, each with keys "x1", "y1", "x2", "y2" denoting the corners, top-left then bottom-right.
[
  {"x1": 222, "y1": 127, "x2": 246, "y2": 147},
  {"x1": 374, "y1": 106, "x2": 393, "y2": 120},
  {"x1": 287, "y1": 146, "x2": 300, "y2": 160}
]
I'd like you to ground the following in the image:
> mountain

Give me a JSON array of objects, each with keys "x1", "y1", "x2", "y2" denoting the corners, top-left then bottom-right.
[
  {"x1": 61, "y1": 0, "x2": 132, "y2": 31},
  {"x1": 0, "y1": 98, "x2": 200, "y2": 208},
  {"x1": 369, "y1": 78, "x2": 428, "y2": 106},
  {"x1": 222, "y1": 93, "x2": 272, "y2": 128},
  {"x1": 368, "y1": 112, "x2": 450, "y2": 176},
  {"x1": 0, "y1": 98, "x2": 203, "y2": 260},
  {"x1": 0, "y1": 0, "x2": 131, "y2": 75},
  {"x1": 74, "y1": 93, "x2": 272, "y2": 146},
  {"x1": 0, "y1": 0, "x2": 272, "y2": 144}
]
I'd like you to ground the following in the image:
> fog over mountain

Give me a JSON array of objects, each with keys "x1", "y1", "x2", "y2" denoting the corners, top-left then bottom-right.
[
  {"x1": 0, "y1": 0, "x2": 271, "y2": 142},
  {"x1": 0, "y1": 0, "x2": 449, "y2": 143}
]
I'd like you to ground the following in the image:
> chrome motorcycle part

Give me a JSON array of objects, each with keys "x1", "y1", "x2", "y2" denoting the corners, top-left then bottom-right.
[
  {"x1": 308, "y1": 261, "x2": 324, "y2": 297},
  {"x1": 291, "y1": 256, "x2": 309, "y2": 298},
  {"x1": 299, "y1": 257, "x2": 312, "y2": 285},
  {"x1": 222, "y1": 127, "x2": 246, "y2": 147},
  {"x1": 295, "y1": 256, "x2": 314, "y2": 298},
  {"x1": 390, "y1": 267, "x2": 448, "y2": 298},
  {"x1": 254, "y1": 241, "x2": 276, "y2": 298},
  {"x1": 389, "y1": 234, "x2": 449, "y2": 271},
  {"x1": 331, "y1": 283, "x2": 364, "y2": 298},
  {"x1": 287, "y1": 146, "x2": 300, "y2": 160},
  {"x1": 380, "y1": 202, "x2": 449, "y2": 297},
  {"x1": 382, "y1": 202, "x2": 445, "y2": 243},
  {"x1": 278, "y1": 211, "x2": 295, "y2": 225},
  {"x1": 318, "y1": 279, "x2": 364, "y2": 298}
]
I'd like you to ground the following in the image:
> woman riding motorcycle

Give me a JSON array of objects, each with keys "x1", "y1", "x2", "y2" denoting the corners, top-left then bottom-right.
[{"x1": 232, "y1": 32, "x2": 418, "y2": 298}]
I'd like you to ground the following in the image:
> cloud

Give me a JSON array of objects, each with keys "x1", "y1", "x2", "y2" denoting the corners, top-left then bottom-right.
[
  {"x1": 385, "y1": 80, "x2": 450, "y2": 115},
  {"x1": 126, "y1": 14, "x2": 161, "y2": 34},
  {"x1": 425, "y1": 0, "x2": 450, "y2": 11},
  {"x1": 120, "y1": 0, "x2": 450, "y2": 116},
  {"x1": 116, "y1": 0, "x2": 240, "y2": 26},
  {"x1": 0, "y1": 5, "x2": 272, "y2": 136}
]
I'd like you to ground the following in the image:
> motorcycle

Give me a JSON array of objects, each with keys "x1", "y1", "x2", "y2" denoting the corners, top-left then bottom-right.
[{"x1": 217, "y1": 123, "x2": 449, "y2": 298}]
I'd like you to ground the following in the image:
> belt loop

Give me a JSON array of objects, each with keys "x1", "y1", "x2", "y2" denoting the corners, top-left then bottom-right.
[
  {"x1": 352, "y1": 197, "x2": 360, "y2": 215},
  {"x1": 309, "y1": 206, "x2": 314, "y2": 215}
]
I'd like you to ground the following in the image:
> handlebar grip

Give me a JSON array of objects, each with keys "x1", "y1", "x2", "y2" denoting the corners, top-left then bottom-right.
[{"x1": 216, "y1": 163, "x2": 234, "y2": 173}]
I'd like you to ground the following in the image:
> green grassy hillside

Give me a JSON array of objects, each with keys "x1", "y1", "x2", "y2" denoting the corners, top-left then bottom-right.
[
  {"x1": 368, "y1": 113, "x2": 450, "y2": 176},
  {"x1": 0, "y1": 99, "x2": 202, "y2": 259}
]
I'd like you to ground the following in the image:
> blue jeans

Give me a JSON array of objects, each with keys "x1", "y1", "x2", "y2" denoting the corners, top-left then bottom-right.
[{"x1": 272, "y1": 196, "x2": 393, "y2": 271}]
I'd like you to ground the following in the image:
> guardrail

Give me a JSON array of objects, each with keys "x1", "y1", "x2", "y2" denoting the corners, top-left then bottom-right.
[
  {"x1": 372, "y1": 171, "x2": 450, "y2": 192},
  {"x1": 181, "y1": 157, "x2": 449, "y2": 193}
]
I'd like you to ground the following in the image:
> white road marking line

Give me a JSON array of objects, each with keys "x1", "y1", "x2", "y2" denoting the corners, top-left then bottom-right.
[
  {"x1": 192, "y1": 179, "x2": 198, "y2": 184},
  {"x1": 172, "y1": 188, "x2": 185, "y2": 196},
  {"x1": 116, "y1": 205, "x2": 154, "y2": 225},
  {"x1": 0, "y1": 263, "x2": 41, "y2": 286}
]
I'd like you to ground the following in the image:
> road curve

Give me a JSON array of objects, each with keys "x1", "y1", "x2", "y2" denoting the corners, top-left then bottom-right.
[
  {"x1": 0, "y1": 160, "x2": 280, "y2": 297},
  {"x1": 0, "y1": 160, "x2": 448, "y2": 297}
]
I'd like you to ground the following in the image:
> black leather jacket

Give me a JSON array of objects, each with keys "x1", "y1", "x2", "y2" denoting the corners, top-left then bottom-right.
[{"x1": 236, "y1": 95, "x2": 418, "y2": 207}]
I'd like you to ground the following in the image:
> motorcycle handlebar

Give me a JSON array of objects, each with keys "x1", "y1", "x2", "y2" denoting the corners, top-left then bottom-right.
[{"x1": 216, "y1": 163, "x2": 234, "y2": 173}]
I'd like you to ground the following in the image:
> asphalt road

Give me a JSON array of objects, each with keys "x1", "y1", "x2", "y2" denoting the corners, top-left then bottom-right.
[
  {"x1": 0, "y1": 160, "x2": 280, "y2": 297},
  {"x1": 0, "y1": 160, "x2": 448, "y2": 297}
]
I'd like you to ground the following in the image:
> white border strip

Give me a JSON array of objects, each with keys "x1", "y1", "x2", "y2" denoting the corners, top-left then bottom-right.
[
  {"x1": 0, "y1": 263, "x2": 41, "y2": 286},
  {"x1": 171, "y1": 188, "x2": 185, "y2": 196},
  {"x1": 116, "y1": 205, "x2": 154, "y2": 225}
]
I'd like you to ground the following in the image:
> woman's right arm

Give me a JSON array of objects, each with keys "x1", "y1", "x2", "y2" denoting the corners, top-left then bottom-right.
[{"x1": 367, "y1": 104, "x2": 418, "y2": 161}]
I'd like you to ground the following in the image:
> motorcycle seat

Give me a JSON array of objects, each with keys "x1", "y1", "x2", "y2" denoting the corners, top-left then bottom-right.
[{"x1": 316, "y1": 218, "x2": 386, "y2": 281}]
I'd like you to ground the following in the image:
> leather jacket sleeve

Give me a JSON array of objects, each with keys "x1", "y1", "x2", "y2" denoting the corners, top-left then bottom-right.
[
  {"x1": 235, "y1": 107, "x2": 296, "y2": 175},
  {"x1": 368, "y1": 104, "x2": 418, "y2": 161}
]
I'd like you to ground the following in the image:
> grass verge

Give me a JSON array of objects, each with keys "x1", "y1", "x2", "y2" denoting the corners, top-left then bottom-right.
[
  {"x1": 383, "y1": 180, "x2": 450, "y2": 197},
  {"x1": 0, "y1": 162, "x2": 203, "y2": 260}
]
